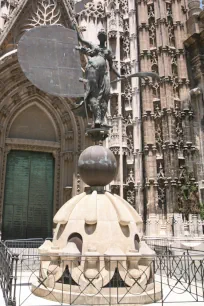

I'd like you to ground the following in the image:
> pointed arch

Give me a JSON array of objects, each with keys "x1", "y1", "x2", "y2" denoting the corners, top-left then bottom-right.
[
  {"x1": 5, "y1": 95, "x2": 62, "y2": 144},
  {"x1": 8, "y1": 102, "x2": 58, "y2": 142}
]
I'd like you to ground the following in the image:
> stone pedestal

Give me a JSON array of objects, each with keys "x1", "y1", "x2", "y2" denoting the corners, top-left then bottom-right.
[{"x1": 33, "y1": 146, "x2": 161, "y2": 304}]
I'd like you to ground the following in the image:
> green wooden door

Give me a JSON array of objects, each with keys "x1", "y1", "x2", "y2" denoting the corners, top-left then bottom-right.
[{"x1": 2, "y1": 151, "x2": 54, "y2": 240}]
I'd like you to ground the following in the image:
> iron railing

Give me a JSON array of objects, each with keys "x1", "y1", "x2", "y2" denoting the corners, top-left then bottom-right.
[
  {"x1": 13, "y1": 250, "x2": 204, "y2": 305},
  {"x1": 4, "y1": 238, "x2": 44, "y2": 257},
  {"x1": 1, "y1": 240, "x2": 204, "y2": 306},
  {"x1": 144, "y1": 238, "x2": 172, "y2": 248},
  {"x1": 0, "y1": 241, "x2": 18, "y2": 306}
]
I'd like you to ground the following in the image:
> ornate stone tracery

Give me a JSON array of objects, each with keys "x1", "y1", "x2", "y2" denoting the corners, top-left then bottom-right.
[
  {"x1": 137, "y1": 0, "x2": 199, "y2": 233},
  {"x1": 0, "y1": 0, "x2": 74, "y2": 54},
  {"x1": 26, "y1": 0, "x2": 62, "y2": 28}
]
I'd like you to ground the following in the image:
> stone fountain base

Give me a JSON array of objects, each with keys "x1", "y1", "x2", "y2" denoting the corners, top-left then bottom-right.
[{"x1": 32, "y1": 146, "x2": 162, "y2": 305}]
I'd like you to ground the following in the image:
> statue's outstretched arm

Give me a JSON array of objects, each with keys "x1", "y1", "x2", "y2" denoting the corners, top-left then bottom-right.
[
  {"x1": 126, "y1": 72, "x2": 160, "y2": 80},
  {"x1": 111, "y1": 71, "x2": 160, "y2": 84},
  {"x1": 108, "y1": 53, "x2": 121, "y2": 78},
  {"x1": 111, "y1": 64, "x2": 121, "y2": 78},
  {"x1": 73, "y1": 23, "x2": 94, "y2": 49}
]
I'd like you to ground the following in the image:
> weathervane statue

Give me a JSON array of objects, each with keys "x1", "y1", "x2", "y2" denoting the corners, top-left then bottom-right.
[
  {"x1": 17, "y1": 21, "x2": 159, "y2": 139},
  {"x1": 72, "y1": 22, "x2": 159, "y2": 130},
  {"x1": 73, "y1": 26, "x2": 122, "y2": 128}
]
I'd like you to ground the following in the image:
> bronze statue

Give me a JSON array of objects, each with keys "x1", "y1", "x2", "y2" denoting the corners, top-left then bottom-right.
[
  {"x1": 72, "y1": 25, "x2": 159, "y2": 129},
  {"x1": 73, "y1": 27, "x2": 123, "y2": 128}
]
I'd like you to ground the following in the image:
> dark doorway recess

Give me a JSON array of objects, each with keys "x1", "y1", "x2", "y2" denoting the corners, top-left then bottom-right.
[{"x1": 2, "y1": 150, "x2": 54, "y2": 240}]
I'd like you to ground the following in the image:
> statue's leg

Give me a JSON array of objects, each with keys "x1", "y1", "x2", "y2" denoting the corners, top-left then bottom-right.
[
  {"x1": 100, "y1": 74, "x2": 110, "y2": 126},
  {"x1": 83, "y1": 65, "x2": 96, "y2": 105},
  {"x1": 100, "y1": 100, "x2": 108, "y2": 126},
  {"x1": 89, "y1": 96, "x2": 101, "y2": 127}
]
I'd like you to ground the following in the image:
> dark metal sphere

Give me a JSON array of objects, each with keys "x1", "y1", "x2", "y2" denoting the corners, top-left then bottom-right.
[{"x1": 78, "y1": 146, "x2": 117, "y2": 186}]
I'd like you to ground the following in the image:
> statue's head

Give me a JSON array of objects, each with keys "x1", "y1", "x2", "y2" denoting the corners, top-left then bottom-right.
[{"x1": 97, "y1": 28, "x2": 107, "y2": 43}]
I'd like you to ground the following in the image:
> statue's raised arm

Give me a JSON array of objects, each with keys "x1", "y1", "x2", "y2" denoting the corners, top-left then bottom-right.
[
  {"x1": 72, "y1": 21, "x2": 94, "y2": 49},
  {"x1": 107, "y1": 50, "x2": 122, "y2": 79}
]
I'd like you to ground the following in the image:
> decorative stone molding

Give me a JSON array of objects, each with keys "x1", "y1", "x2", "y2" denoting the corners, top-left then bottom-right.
[
  {"x1": 25, "y1": 0, "x2": 62, "y2": 28},
  {"x1": 61, "y1": 151, "x2": 74, "y2": 162},
  {"x1": 77, "y1": 1, "x2": 105, "y2": 20},
  {"x1": 5, "y1": 138, "x2": 60, "y2": 153}
]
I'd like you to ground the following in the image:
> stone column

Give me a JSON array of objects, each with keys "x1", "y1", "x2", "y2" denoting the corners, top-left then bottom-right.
[
  {"x1": 146, "y1": 213, "x2": 159, "y2": 237},
  {"x1": 173, "y1": 213, "x2": 184, "y2": 237},
  {"x1": 198, "y1": 216, "x2": 203, "y2": 237},
  {"x1": 115, "y1": 4, "x2": 123, "y2": 198},
  {"x1": 128, "y1": 0, "x2": 143, "y2": 215}
]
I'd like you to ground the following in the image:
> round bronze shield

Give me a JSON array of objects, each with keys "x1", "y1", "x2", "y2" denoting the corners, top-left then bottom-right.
[{"x1": 17, "y1": 25, "x2": 84, "y2": 98}]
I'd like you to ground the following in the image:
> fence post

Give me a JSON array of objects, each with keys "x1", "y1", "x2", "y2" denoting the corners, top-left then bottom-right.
[
  {"x1": 6, "y1": 252, "x2": 19, "y2": 306},
  {"x1": 7, "y1": 254, "x2": 14, "y2": 306},
  {"x1": 160, "y1": 256, "x2": 164, "y2": 306},
  {"x1": 12, "y1": 254, "x2": 19, "y2": 306}
]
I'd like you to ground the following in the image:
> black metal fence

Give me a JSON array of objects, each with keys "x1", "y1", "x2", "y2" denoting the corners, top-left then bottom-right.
[
  {"x1": 145, "y1": 238, "x2": 172, "y2": 248},
  {"x1": 0, "y1": 241, "x2": 18, "y2": 306},
  {"x1": 154, "y1": 248, "x2": 204, "y2": 301},
  {"x1": 4, "y1": 238, "x2": 44, "y2": 255},
  {"x1": 0, "y1": 240, "x2": 204, "y2": 306}
]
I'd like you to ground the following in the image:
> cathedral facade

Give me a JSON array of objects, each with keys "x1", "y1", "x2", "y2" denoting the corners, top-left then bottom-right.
[{"x1": 0, "y1": 0, "x2": 203, "y2": 240}]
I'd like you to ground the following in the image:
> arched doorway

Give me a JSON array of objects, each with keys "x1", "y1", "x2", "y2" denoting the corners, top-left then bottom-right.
[
  {"x1": 0, "y1": 55, "x2": 87, "y2": 239},
  {"x1": 2, "y1": 104, "x2": 58, "y2": 239}
]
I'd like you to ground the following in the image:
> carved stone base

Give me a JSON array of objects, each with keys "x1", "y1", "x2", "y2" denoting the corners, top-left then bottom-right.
[
  {"x1": 86, "y1": 127, "x2": 111, "y2": 142},
  {"x1": 32, "y1": 283, "x2": 161, "y2": 305}
]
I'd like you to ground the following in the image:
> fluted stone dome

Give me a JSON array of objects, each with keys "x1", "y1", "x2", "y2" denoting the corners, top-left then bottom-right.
[
  {"x1": 52, "y1": 190, "x2": 143, "y2": 255},
  {"x1": 37, "y1": 189, "x2": 161, "y2": 305}
]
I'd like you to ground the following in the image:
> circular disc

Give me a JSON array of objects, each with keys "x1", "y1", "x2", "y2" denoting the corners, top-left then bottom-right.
[{"x1": 17, "y1": 25, "x2": 84, "y2": 98}]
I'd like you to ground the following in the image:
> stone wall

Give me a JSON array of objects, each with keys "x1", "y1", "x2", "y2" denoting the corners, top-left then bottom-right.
[{"x1": 146, "y1": 213, "x2": 204, "y2": 238}]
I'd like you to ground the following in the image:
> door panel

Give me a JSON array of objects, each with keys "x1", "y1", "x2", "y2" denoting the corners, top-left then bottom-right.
[
  {"x1": 3, "y1": 151, "x2": 30, "y2": 239},
  {"x1": 2, "y1": 151, "x2": 54, "y2": 240},
  {"x1": 27, "y1": 153, "x2": 54, "y2": 238}
]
